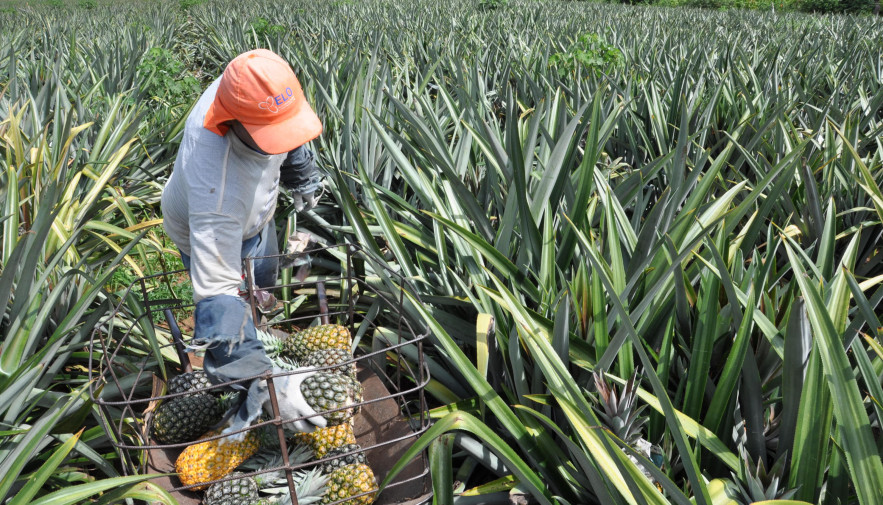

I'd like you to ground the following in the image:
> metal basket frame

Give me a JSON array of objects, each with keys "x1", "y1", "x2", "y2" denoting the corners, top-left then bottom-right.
[{"x1": 89, "y1": 242, "x2": 432, "y2": 505}]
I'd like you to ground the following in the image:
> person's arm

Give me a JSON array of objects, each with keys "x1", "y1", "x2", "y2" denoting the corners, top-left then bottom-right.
[
  {"x1": 180, "y1": 138, "x2": 275, "y2": 431},
  {"x1": 280, "y1": 144, "x2": 321, "y2": 211}
]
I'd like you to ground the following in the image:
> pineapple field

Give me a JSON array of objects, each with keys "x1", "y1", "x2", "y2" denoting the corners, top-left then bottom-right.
[{"x1": 1, "y1": 0, "x2": 883, "y2": 504}]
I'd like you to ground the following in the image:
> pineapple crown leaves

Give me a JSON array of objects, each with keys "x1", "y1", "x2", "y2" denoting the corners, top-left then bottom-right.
[
  {"x1": 273, "y1": 468, "x2": 329, "y2": 505},
  {"x1": 730, "y1": 448, "x2": 798, "y2": 503},
  {"x1": 257, "y1": 328, "x2": 302, "y2": 370},
  {"x1": 591, "y1": 368, "x2": 649, "y2": 445},
  {"x1": 257, "y1": 328, "x2": 287, "y2": 357},
  {"x1": 233, "y1": 444, "x2": 327, "y2": 502},
  {"x1": 240, "y1": 439, "x2": 314, "y2": 471}
]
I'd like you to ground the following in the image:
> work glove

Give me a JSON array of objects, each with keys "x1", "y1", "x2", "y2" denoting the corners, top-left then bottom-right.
[
  {"x1": 219, "y1": 367, "x2": 327, "y2": 443},
  {"x1": 265, "y1": 367, "x2": 328, "y2": 433},
  {"x1": 280, "y1": 145, "x2": 322, "y2": 212}
]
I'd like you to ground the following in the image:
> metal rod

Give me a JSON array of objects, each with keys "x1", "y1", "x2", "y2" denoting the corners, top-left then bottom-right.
[
  {"x1": 347, "y1": 244, "x2": 355, "y2": 330},
  {"x1": 317, "y1": 281, "x2": 329, "y2": 324},
  {"x1": 164, "y1": 308, "x2": 192, "y2": 373},
  {"x1": 245, "y1": 260, "x2": 259, "y2": 325},
  {"x1": 265, "y1": 372, "x2": 299, "y2": 505}
]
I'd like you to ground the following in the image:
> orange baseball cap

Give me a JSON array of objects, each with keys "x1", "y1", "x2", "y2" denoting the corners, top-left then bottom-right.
[{"x1": 203, "y1": 49, "x2": 322, "y2": 155}]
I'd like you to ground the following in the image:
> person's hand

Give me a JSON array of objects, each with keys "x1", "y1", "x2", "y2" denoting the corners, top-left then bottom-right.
[
  {"x1": 281, "y1": 145, "x2": 322, "y2": 212},
  {"x1": 266, "y1": 367, "x2": 328, "y2": 432},
  {"x1": 292, "y1": 190, "x2": 320, "y2": 212}
]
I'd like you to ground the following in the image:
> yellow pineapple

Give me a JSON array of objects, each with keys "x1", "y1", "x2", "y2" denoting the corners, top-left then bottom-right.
[
  {"x1": 175, "y1": 429, "x2": 260, "y2": 490},
  {"x1": 282, "y1": 324, "x2": 352, "y2": 361},
  {"x1": 322, "y1": 463, "x2": 377, "y2": 505},
  {"x1": 295, "y1": 421, "x2": 357, "y2": 459}
]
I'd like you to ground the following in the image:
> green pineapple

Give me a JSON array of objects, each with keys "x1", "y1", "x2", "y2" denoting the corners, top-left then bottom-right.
[
  {"x1": 304, "y1": 348, "x2": 357, "y2": 380},
  {"x1": 282, "y1": 324, "x2": 352, "y2": 362},
  {"x1": 203, "y1": 472, "x2": 259, "y2": 505},
  {"x1": 152, "y1": 369, "x2": 227, "y2": 444},
  {"x1": 168, "y1": 370, "x2": 215, "y2": 394},
  {"x1": 301, "y1": 372, "x2": 363, "y2": 425},
  {"x1": 730, "y1": 417, "x2": 796, "y2": 503},
  {"x1": 592, "y1": 369, "x2": 648, "y2": 447},
  {"x1": 151, "y1": 393, "x2": 221, "y2": 444}
]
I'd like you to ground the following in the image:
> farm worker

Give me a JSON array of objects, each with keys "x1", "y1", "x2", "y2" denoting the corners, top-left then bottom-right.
[{"x1": 161, "y1": 49, "x2": 326, "y2": 437}]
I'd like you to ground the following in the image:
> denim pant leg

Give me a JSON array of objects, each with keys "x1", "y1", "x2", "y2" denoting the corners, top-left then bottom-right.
[
  {"x1": 241, "y1": 222, "x2": 279, "y2": 289},
  {"x1": 194, "y1": 294, "x2": 273, "y2": 432}
]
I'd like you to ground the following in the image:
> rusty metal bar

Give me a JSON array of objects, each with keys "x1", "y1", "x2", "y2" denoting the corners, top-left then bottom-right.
[
  {"x1": 164, "y1": 308, "x2": 192, "y2": 373},
  {"x1": 347, "y1": 243, "x2": 355, "y2": 331},
  {"x1": 317, "y1": 280, "x2": 330, "y2": 325},
  {"x1": 265, "y1": 372, "x2": 299, "y2": 505},
  {"x1": 245, "y1": 260, "x2": 260, "y2": 325}
]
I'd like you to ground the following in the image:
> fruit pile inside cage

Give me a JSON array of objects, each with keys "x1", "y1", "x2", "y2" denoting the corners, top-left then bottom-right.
[
  {"x1": 153, "y1": 325, "x2": 377, "y2": 505},
  {"x1": 89, "y1": 243, "x2": 432, "y2": 505}
]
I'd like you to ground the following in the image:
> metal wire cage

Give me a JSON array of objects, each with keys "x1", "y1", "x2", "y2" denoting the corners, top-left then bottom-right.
[{"x1": 89, "y1": 242, "x2": 432, "y2": 505}]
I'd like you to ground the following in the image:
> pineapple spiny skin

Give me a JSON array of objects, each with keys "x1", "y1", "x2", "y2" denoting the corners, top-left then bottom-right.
[
  {"x1": 304, "y1": 348, "x2": 357, "y2": 380},
  {"x1": 321, "y1": 463, "x2": 377, "y2": 505},
  {"x1": 203, "y1": 472, "x2": 260, "y2": 505},
  {"x1": 168, "y1": 370, "x2": 215, "y2": 395},
  {"x1": 320, "y1": 444, "x2": 368, "y2": 475},
  {"x1": 283, "y1": 324, "x2": 351, "y2": 361},
  {"x1": 301, "y1": 372, "x2": 363, "y2": 425},
  {"x1": 295, "y1": 422, "x2": 357, "y2": 459},
  {"x1": 151, "y1": 393, "x2": 221, "y2": 444},
  {"x1": 175, "y1": 429, "x2": 260, "y2": 490}
]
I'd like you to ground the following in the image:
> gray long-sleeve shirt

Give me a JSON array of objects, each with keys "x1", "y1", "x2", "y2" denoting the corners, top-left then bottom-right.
[{"x1": 161, "y1": 78, "x2": 286, "y2": 303}]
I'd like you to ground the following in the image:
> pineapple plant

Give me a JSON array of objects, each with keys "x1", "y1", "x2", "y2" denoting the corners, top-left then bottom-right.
[
  {"x1": 301, "y1": 372, "x2": 363, "y2": 425},
  {"x1": 282, "y1": 324, "x2": 352, "y2": 361},
  {"x1": 176, "y1": 429, "x2": 261, "y2": 490},
  {"x1": 592, "y1": 369, "x2": 658, "y2": 479},
  {"x1": 321, "y1": 463, "x2": 377, "y2": 505},
  {"x1": 730, "y1": 451, "x2": 797, "y2": 503},
  {"x1": 295, "y1": 422, "x2": 357, "y2": 459}
]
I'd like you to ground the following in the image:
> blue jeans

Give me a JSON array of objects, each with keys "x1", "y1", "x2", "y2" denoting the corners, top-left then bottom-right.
[{"x1": 180, "y1": 221, "x2": 279, "y2": 433}]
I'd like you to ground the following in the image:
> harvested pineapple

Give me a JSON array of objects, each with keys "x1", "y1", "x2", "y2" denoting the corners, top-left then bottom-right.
[
  {"x1": 319, "y1": 444, "x2": 368, "y2": 474},
  {"x1": 321, "y1": 463, "x2": 377, "y2": 505},
  {"x1": 304, "y1": 348, "x2": 357, "y2": 380},
  {"x1": 203, "y1": 446, "x2": 328, "y2": 505},
  {"x1": 152, "y1": 394, "x2": 221, "y2": 444},
  {"x1": 176, "y1": 429, "x2": 261, "y2": 490},
  {"x1": 167, "y1": 370, "x2": 214, "y2": 394},
  {"x1": 151, "y1": 370, "x2": 223, "y2": 444},
  {"x1": 202, "y1": 471, "x2": 260, "y2": 505},
  {"x1": 283, "y1": 324, "x2": 352, "y2": 361},
  {"x1": 301, "y1": 372, "x2": 363, "y2": 425},
  {"x1": 295, "y1": 422, "x2": 357, "y2": 459}
]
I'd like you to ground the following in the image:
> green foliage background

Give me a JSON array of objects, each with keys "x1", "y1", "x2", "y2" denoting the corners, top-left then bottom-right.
[{"x1": 0, "y1": 0, "x2": 882, "y2": 504}]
